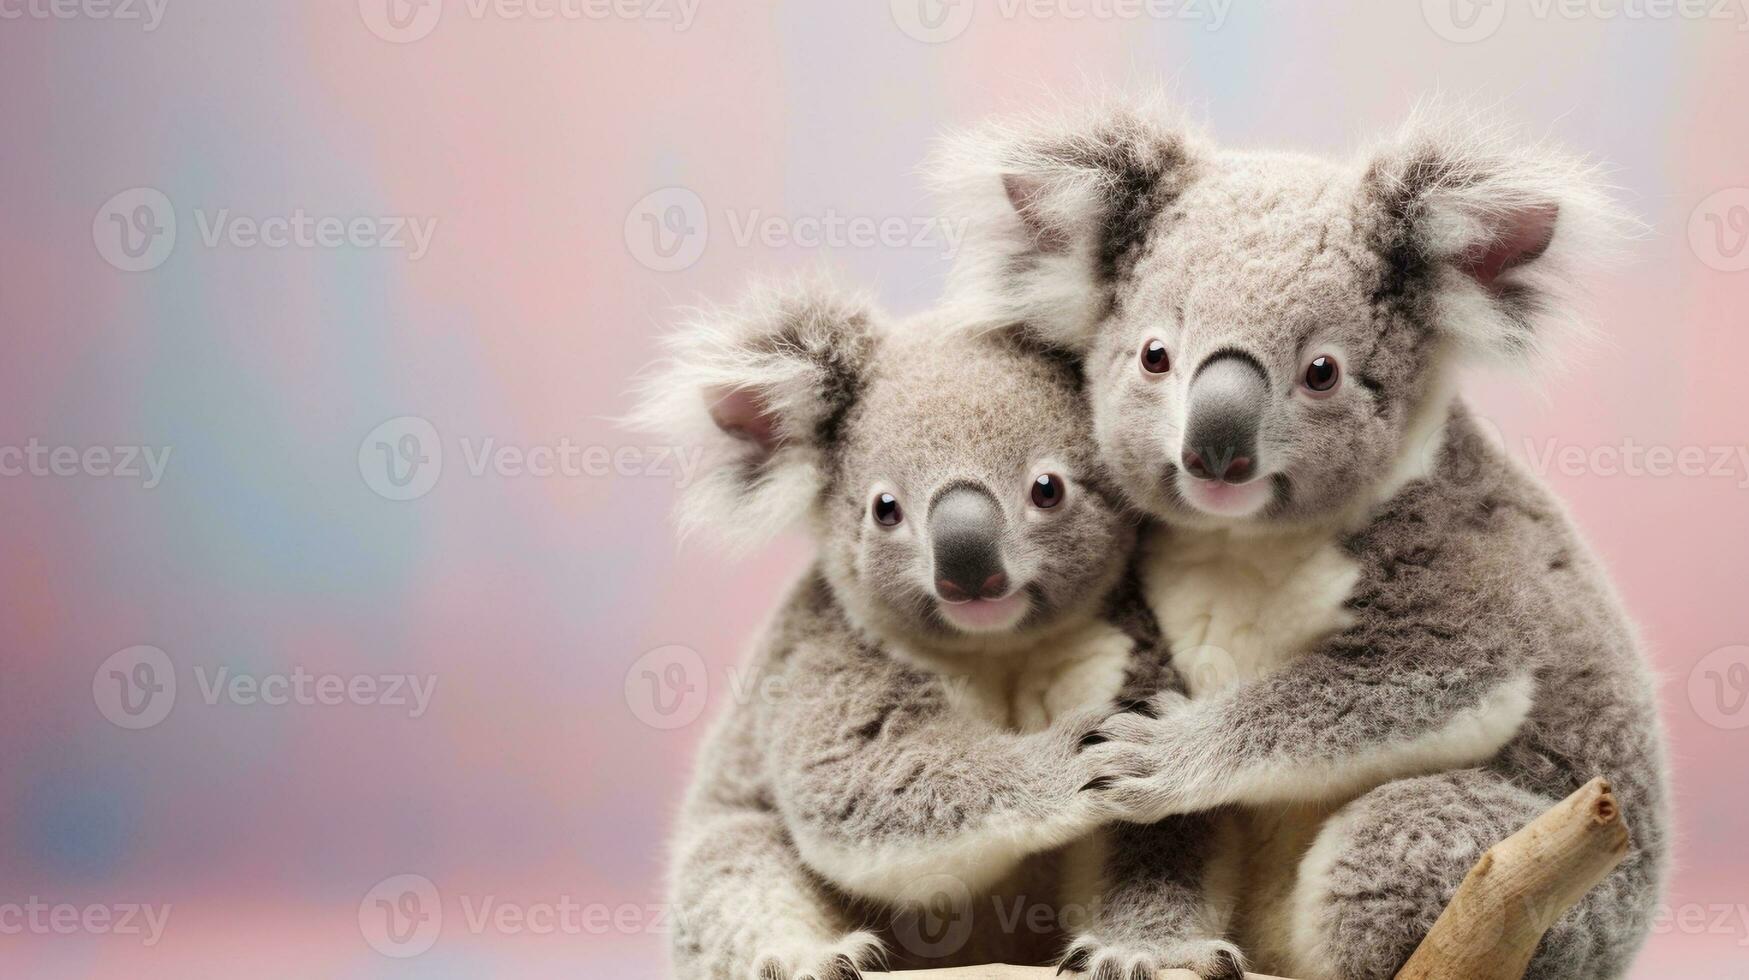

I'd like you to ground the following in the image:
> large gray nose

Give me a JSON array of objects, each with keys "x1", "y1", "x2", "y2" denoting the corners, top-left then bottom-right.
[
  {"x1": 929, "y1": 484, "x2": 1008, "y2": 602},
  {"x1": 1182, "y1": 351, "x2": 1268, "y2": 484}
]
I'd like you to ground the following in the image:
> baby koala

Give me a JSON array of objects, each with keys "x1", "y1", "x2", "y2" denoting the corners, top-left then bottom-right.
[{"x1": 637, "y1": 278, "x2": 1243, "y2": 980}]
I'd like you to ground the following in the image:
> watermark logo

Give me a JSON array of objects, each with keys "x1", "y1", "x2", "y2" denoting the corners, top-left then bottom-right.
[
  {"x1": 0, "y1": 440, "x2": 172, "y2": 488},
  {"x1": 623, "y1": 186, "x2": 970, "y2": 271},
  {"x1": 360, "y1": 874, "x2": 443, "y2": 957},
  {"x1": 890, "y1": 0, "x2": 974, "y2": 42},
  {"x1": 360, "y1": 416, "x2": 444, "y2": 501},
  {"x1": 359, "y1": 0, "x2": 444, "y2": 42},
  {"x1": 93, "y1": 645, "x2": 177, "y2": 730},
  {"x1": 1690, "y1": 188, "x2": 1749, "y2": 272},
  {"x1": 94, "y1": 648, "x2": 438, "y2": 728},
  {"x1": 360, "y1": 0, "x2": 700, "y2": 41},
  {"x1": 94, "y1": 188, "x2": 177, "y2": 272},
  {"x1": 0, "y1": 0, "x2": 169, "y2": 30},
  {"x1": 890, "y1": 873, "x2": 974, "y2": 959},
  {"x1": 625, "y1": 187, "x2": 709, "y2": 272},
  {"x1": 1689, "y1": 645, "x2": 1749, "y2": 730},
  {"x1": 0, "y1": 898, "x2": 171, "y2": 946},
  {"x1": 625, "y1": 645, "x2": 709, "y2": 730},
  {"x1": 891, "y1": 0, "x2": 1228, "y2": 41},
  {"x1": 1423, "y1": 0, "x2": 1507, "y2": 41}
]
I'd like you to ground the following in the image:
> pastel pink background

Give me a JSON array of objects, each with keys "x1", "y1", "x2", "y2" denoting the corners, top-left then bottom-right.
[{"x1": 1, "y1": 2, "x2": 1745, "y2": 977}]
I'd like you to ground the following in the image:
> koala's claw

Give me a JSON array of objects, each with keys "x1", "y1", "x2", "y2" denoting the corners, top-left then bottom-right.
[
  {"x1": 1077, "y1": 730, "x2": 1110, "y2": 749},
  {"x1": 1055, "y1": 944, "x2": 1092, "y2": 975},
  {"x1": 1079, "y1": 774, "x2": 1117, "y2": 793},
  {"x1": 1206, "y1": 948, "x2": 1247, "y2": 980},
  {"x1": 1058, "y1": 936, "x2": 1247, "y2": 980},
  {"x1": 751, "y1": 933, "x2": 882, "y2": 980}
]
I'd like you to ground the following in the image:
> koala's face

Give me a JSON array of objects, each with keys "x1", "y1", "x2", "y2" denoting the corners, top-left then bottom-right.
[
  {"x1": 934, "y1": 101, "x2": 1602, "y2": 533},
  {"x1": 819, "y1": 326, "x2": 1136, "y2": 650},
  {"x1": 1085, "y1": 157, "x2": 1437, "y2": 530}
]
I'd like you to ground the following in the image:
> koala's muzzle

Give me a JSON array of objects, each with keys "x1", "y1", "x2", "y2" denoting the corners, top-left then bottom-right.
[
  {"x1": 1182, "y1": 350, "x2": 1267, "y2": 484},
  {"x1": 929, "y1": 484, "x2": 1009, "y2": 602}
]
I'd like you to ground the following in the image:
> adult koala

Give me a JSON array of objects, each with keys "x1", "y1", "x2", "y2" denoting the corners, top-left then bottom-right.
[
  {"x1": 639, "y1": 278, "x2": 1245, "y2": 980},
  {"x1": 929, "y1": 97, "x2": 1670, "y2": 980}
]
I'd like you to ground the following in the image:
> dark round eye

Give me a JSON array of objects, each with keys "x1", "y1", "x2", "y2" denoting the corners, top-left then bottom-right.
[
  {"x1": 872, "y1": 493, "x2": 902, "y2": 526},
  {"x1": 1303, "y1": 354, "x2": 1340, "y2": 393},
  {"x1": 1139, "y1": 339, "x2": 1171, "y2": 375},
  {"x1": 1030, "y1": 473, "x2": 1066, "y2": 509}
]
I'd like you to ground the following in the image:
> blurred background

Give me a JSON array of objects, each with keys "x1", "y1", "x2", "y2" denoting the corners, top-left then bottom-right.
[{"x1": 1, "y1": 1, "x2": 1746, "y2": 976}]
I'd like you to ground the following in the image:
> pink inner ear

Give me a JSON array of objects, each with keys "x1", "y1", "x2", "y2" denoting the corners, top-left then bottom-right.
[
  {"x1": 1461, "y1": 202, "x2": 1559, "y2": 290},
  {"x1": 706, "y1": 386, "x2": 780, "y2": 453}
]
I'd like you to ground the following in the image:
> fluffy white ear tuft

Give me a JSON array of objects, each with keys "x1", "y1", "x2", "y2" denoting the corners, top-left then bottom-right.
[
  {"x1": 1363, "y1": 102, "x2": 1640, "y2": 365},
  {"x1": 626, "y1": 275, "x2": 879, "y2": 550},
  {"x1": 925, "y1": 89, "x2": 1205, "y2": 352}
]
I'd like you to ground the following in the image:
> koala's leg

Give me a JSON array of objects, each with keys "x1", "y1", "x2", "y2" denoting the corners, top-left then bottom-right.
[
  {"x1": 1058, "y1": 812, "x2": 1247, "y2": 980},
  {"x1": 1282, "y1": 769, "x2": 1658, "y2": 980},
  {"x1": 671, "y1": 808, "x2": 884, "y2": 980}
]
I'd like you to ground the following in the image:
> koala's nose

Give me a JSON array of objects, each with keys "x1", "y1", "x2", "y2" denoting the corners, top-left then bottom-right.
[
  {"x1": 1182, "y1": 350, "x2": 1267, "y2": 484},
  {"x1": 929, "y1": 484, "x2": 1009, "y2": 602}
]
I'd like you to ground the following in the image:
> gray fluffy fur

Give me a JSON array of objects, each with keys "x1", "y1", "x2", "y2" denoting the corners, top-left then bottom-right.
[
  {"x1": 639, "y1": 280, "x2": 1246, "y2": 979},
  {"x1": 927, "y1": 96, "x2": 1671, "y2": 980}
]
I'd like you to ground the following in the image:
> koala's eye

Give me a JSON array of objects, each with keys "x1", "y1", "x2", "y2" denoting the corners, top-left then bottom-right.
[
  {"x1": 1139, "y1": 339, "x2": 1171, "y2": 375},
  {"x1": 1030, "y1": 473, "x2": 1066, "y2": 510},
  {"x1": 1303, "y1": 354, "x2": 1341, "y2": 394},
  {"x1": 872, "y1": 493, "x2": 902, "y2": 527}
]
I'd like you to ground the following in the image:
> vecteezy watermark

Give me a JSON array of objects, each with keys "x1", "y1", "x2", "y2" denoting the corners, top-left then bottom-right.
[
  {"x1": 1650, "y1": 902, "x2": 1749, "y2": 945},
  {"x1": 359, "y1": 874, "x2": 443, "y2": 958},
  {"x1": 1520, "y1": 438, "x2": 1749, "y2": 487},
  {"x1": 357, "y1": 0, "x2": 699, "y2": 43},
  {"x1": 0, "y1": 0, "x2": 168, "y2": 30},
  {"x1": 890, "y1": 0, "x2": 1231, "y2": 43},
  {"x1": 0, "y1": 898, "x2": 171, "y2": 947},
  {"x1": 1690, "y1": 188, "x2": 1749, "y2": 272},
  {"x1": 624, "y1": 645, "x2": 711, "y2": 730},
  {"x1": 1689, "y1": 645, "x2": 1749, "y2": 731},
  {"x1": 622, "y1": 186, "x2": 970, "y2": 272},
  {"x1": 622, "y1": 644, "x2": 990, "y2": 731},
  {"x1": 92, "y1": 188, "x2": 177, "y2": 272},
  {"x1": 358, "y1": 874, "x2": 674, "y2": 957},
  {"x1": 1425, "y1": 0, "x2": 1749, "y2": 42},
  {"x1": 0, "y1": 440, "x2": 172, "y2": 489},
  {"x1": 94, "y1": 188, "x2": 438, "y2": 272},
  {"x1": 358, "y1": 416, "x2": 706, "y2": 501},
  {"x1": 359, "y1": 416, "x2": 444, "y2": 501},
  {"x1": 93, "y1": 646, "x2": 439, "y2": 730}
]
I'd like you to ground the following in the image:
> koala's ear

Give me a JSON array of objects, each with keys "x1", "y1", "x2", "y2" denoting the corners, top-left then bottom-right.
[
  {"x1": 1362, "y1": 107, "x2": 1637, "y2": 363},
  {"x1": 629, "y1": 277, "x2": 878, "y2": 548},
  {"x1": 926, "y1": 92, "x2": 1204, "y2": 352}
]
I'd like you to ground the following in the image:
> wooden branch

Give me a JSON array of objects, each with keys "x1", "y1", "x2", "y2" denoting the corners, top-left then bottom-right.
[
  {"x1": 1395, "y1": 776, "x2": 1630, "y2": 980},
  {"x1": 864, "y1": 969, "x2": 1289, "y2": 980},
  {"x1": 867, "y1": 778, "x2": 1628, "y2": 980}
]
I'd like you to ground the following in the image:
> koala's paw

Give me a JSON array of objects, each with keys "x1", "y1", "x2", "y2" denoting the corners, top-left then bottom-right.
[
  {"x1": 1074, "y1": 692, "x2": 1207, "y2": 823},
  {"x1": 750, "y1": 931, "x2": 884, "y2": 980},
  {"x1": 1057, "y1": 935, "x2": 1246, "y2": 980}
]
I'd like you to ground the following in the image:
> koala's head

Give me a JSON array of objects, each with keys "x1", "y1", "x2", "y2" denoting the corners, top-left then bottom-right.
[
  {"x1": 931, "y1": 97, "x2": 1628, "y2": 531},
  {"x1": 634, "y1": 279, "x2": 1136, "y2": 653}
]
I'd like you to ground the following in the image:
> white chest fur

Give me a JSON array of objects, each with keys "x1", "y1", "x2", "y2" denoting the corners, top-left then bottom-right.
[
  {"x1": 1143, "y1": 525, "x2": 1361, "y2": 698},
  {"x1": 896, "y1": 620, "x2": 1135, "y2": 733}
]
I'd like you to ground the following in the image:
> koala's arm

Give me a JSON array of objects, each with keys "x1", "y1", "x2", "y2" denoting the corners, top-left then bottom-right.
[
  {"x1": 1086, "y1": 503, "x2": 1540, "y2": 821},
  {"x1": 766, "y1": 632, "x2": 1106, "y2": 903},
  {"x1": 669, "y1": 699, "x2": 884, "y2": 980},
  {"x1": 671, "y1": 806, "x2": 884, "y2": 980}
]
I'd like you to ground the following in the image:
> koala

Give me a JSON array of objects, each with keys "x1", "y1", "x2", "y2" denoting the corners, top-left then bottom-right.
[
  {"x1": 928, "y1": 96, "x2": 1671, "y2": 980},
  {"x1": 636, "y1": 278, "x2": 1247, "y2": 980}
]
